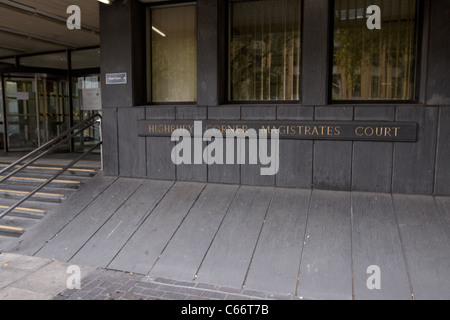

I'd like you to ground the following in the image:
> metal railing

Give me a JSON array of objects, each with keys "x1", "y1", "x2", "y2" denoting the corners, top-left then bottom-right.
[{"x1": 0, "y1": 113, "x2": 102, "y2": 220}]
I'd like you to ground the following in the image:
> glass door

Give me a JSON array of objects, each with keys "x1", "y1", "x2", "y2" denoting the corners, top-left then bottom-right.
[
  {"x1": 4, "y1": 79, "x2": 39, "y2": 150},
  {"x1": 3, "y1": 76, "x2": 71, "y2": 151},
  {"x1": 37, "y1": 78, "x2": 70, "y2": 151}
]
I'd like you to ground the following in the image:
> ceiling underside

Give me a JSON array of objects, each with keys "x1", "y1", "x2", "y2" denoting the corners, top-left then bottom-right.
[{"x1": 0, "y1": 0, "x2": 100, "y2": 59}]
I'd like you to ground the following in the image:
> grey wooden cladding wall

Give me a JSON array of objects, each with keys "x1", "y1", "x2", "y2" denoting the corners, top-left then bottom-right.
[{"x1": 102, "y1": 105, "x2": 450, "y2": 196}]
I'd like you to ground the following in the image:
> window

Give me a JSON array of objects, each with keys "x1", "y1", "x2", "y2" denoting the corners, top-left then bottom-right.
[
  {"x1": 148, "y1": 5, "x2": 197, "y2": 103},
  {"x1": 332, "y1": 0, "x2": 419, "y2": 101},
  {"x1": 229, "y1": 0, "x2": 302, "y2": 102}
]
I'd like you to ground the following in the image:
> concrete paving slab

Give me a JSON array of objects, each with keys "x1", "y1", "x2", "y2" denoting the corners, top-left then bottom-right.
[
  {"x1": 0, "y1": 253, "x2": 50, "y2": 271},
  {"x1": 12, "y1": 261, "x2": 97, "y2": 296},
  {"x1": 0, "y1": 286, "x2": 53, "y2": 300}
]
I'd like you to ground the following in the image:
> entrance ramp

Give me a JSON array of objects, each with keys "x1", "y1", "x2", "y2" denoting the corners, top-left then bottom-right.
[{"x1": 3, "y1": 175, "x2": 450, "y2": 300}]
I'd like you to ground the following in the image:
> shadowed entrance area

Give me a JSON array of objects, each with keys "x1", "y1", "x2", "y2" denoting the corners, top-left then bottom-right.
[{"x1": 2, "y1": 173, "x2": 450, "y2": 300}]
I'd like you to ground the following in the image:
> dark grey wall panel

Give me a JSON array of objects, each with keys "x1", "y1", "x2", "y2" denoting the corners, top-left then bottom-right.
[
  {"x1": 101, "y1": 108, "x2": 119, "y2": 176},
  {"x1": 277, "y1": 106, "x2": 314, "y2": 120},
  {"x1": 208, "y1": 141, "x2": 240, "y2": 184},
  {"x1": 277, "y1": 140, "x2": 313, "y2": 188},
  {"x1": 100, "y1": 0, "x2": 145, "y2": 108},
  {"x1": 197, "y1": 0, "x2": 219, "y2": 106},
  {"x1": 302, "y1": 0, "x2": 329, "y2": 106},
  {"x1": 241, "y1": 107, "x2": 276, "y2": 120},
  {"x1": 146, "y1": 137, "x2": 176, "y2": 180},
  {"x1": 426, "y1": 1, "x2": 450, "y2": 105},
  {"x1": 393, "y1": 106, "x2": 438, "y2": 195},
  {"x1": 117, "y1": 108, "x2": 147, "y2": 177},
  {"x1": 313, "y1": 140, "x2": 352, "y2": 191},
  {"x1": 208, "y1": 106, "x2": 241, "y2": 120},
  {"x1": 352, "y1": 142, "x2": 393, "y2": 193},
  {"x1": 313, "y1": 107, "x2": 353, "y2": 191},
  {"x1": 435, "y1": 107, "x2": 450, "y2": 195},
  {"x1": 176, "y1": 106, "x2": 207, "y2": 120},
  {"x1": 277, "y1": 106, "x2": 314, "y2": 188},
  {"x1": 241, "y1": 137, "x2": 276, "y2": 186},
  {"x1": 352, "y1": 107, "x2": 395, "y2": 193},
  {"x1": 146, "y1": 107, "x2": 176, "y2": 120},
  {"x1": 176, "y1": 138, "x2": 208, "y2": 182}
]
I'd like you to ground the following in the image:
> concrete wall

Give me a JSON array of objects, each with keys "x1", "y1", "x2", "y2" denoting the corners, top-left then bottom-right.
[{"x1": 100, "y1": 0, "x2": 450, "y2": 196}]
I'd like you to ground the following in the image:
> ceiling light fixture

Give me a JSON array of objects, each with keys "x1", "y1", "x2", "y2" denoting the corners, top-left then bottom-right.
[
  {"x1": 97, "y1": 0, "x2": 114, "y2": 5},
  {"x1": 152, "y1": 26, "x2": 166, "y2": 37}
]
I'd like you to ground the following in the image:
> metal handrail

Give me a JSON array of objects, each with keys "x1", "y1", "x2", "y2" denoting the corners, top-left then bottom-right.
[
  {"x1": 0, "y1": 114, "x2": 102, "y2": 220},
  {"x1": 0, "y1": 113, "x2": 102, "y2": 176},
  {"x1": 0, "y1": 114, "x2": 102, "y2": 183}
]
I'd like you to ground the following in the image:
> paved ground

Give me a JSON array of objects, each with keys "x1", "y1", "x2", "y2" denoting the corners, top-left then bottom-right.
[{"x1": 0, "y1": 252, "x2": 296, "y2": 300}]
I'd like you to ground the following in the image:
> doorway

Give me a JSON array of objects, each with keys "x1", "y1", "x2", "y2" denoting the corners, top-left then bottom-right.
[{"x1": 2, "y1": 75, "x2": 70, "y2": 151}]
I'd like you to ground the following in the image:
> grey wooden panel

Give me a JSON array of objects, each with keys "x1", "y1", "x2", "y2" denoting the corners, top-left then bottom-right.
[
  {"x1": 302, "y1": 0, "x2": 329, "y2": 106},
  {"x1": 313, "y1": 106, "x2": 353, "y2": 191},
  {"x1": 244, "y1": 188, "x2": 311, "y2": 295},
  {"x1": 392, "y1": 195, "x2": 450, "y2": 299},
  {"x1": 149, "y1": 184, "x2": 239, "y2": 281},
  {"x1": 314, "y1": 106, "x2": 353, "y2": 120},
  {"x1": 276, "y1": 140, "x2": 313, "y2": 188},
  {"x1": 354, "y1": 106, "x2": 395, "y2": 121},
  {"x1": 435, "y1": 107, "x2": 450, "y2": 196},
  {"x1": 198, "y1": 0, "x2": 219, "y2": 106},
  {"x1": 426, "y1": 1, "x2": 450, "y2": 105},
  {"x1": 241, "y1": 138, "x2": 276, "y2": 186},
  {"x1": 277, "y1": 106, "x2": 314, "y2": 120},
  {"x1": 146, "y1": 107, "x2": 175, "y2": 120},
  {"x1": 352, "y1": 142, "x2": 393, "y2": 193},
  {"x1": 352, "y1": 106, "x2": 395, "y2": 193},
  {"x1": 241, "y1": 107, "x2": 276, "y2": 120},
  {"x1": 7, "y1": 174, "x2": 118, "y2": 256},
  {"x1": 176, "y1": 106, "x2": 207, "y2": 120},
  {"x1": 117, "y1": 108, "x2": 147, "y2": 177},
  {"x1": 393, "y1": 106, "x2": 438, "y2": 195},
  {"x1": 70, "y1": 180, "x2": 174, "y2": 268},
  {"x1": 313, "y1": 141, "x2": 352, "y2": 191},
  {"x1": 146, "y1": 137, "x2": 176, "y2": 180},
  {"x1": 35, "y1": 178, "x2": 144, "y2": 262},
  {"x1": 352, "y1": 192, "x2": 411, "y2": 300},
  {"x1": 100, "y1": 2, "x2": 133, "y2": 109},
  {"x1": 297, "y1": 190, "x2": 352, "y2": 300},
  {"x1": 176, "y1": 137, "x2": 208, "y2": 182},
  {"x1": 195, "y1": 186, "x2": 274, "y2": 288},
  {"x1": 101, "y1": 108, "x2": 119, "y2": 176},
  {"x1": 208, "y1": 106, "x2": 241, "y2": 120},
  {"x1": 108, "y1": 182, "x2": 205, "y2": 274},
  {"x1": 207, "y1": 140, "x2": 241, "y2": 184}
]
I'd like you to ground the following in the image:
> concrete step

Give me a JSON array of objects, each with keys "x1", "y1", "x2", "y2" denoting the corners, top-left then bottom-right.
[
  {"x1": 0, "y1": 216, "x2": 36, "y2": 238},
  {"x1": 0, "y1": 175, "x2": 84, "y2": 189},
  {"x1": 0, "y1": 186, "x2": 71, "y2": 203},
  {"x1": 0, "y1": 163, "x2": 98, "y2": 178}
]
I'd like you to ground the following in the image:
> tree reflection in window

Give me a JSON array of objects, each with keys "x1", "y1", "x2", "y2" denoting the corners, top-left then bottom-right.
[
  {"x1": 332, "y1": 0, "x2": 419, "y2": 101},
  {"x1": 229, "y1": 0, "x2": 301, "y2": 102}
]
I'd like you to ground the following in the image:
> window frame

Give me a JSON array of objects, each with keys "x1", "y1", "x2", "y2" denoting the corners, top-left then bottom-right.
[
  {"x1": 145, "y1": 1, "x2": 198, "y2": 105},
  {"x1": 226, "y1": 0, "x2": 304, "y2": 105},
  {"x1": 328, "y1": 0, "x2": 424, "y2": 105}
]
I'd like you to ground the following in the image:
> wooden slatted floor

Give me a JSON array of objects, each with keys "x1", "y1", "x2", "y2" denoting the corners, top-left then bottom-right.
[{"x1": 3, "y1": 175, "x2": 450, "y2": 300}]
